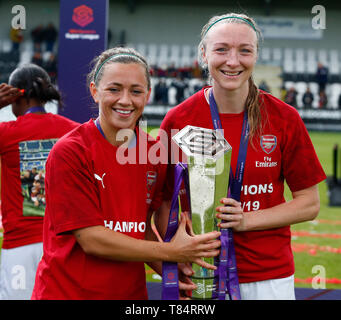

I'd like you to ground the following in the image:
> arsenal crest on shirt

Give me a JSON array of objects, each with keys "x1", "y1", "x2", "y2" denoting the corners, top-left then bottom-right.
[
  {"x1": 260, "y1": 135, "x2": 277, "y2": 154},
  {"x1": 146, "y1": 171, "x2": 157, "y2": 204}
]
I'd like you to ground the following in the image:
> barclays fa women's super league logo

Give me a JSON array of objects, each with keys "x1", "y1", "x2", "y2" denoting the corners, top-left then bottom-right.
[{"x1": 72, "y1": 5, "x2": 94, "y2": 28}]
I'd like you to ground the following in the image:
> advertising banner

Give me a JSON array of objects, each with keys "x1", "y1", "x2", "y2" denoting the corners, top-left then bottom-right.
[
  {"x1": 255, "y1": 16, "x2": 323, "y2": 40},
  {"x1": 58, "y1": 0, "x2": 108, "y2": 123}
]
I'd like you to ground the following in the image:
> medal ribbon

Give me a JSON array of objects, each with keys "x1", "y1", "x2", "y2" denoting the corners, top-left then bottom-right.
[
  {"x1": 95, "y1": 118, "x2": 106, "y2": 138},
  {"x1": 24, "y1": 106, "x2": 46, "y2": 115},
  {"x1": 161, "y1": 163, "x2": 190, "y2": 300}
]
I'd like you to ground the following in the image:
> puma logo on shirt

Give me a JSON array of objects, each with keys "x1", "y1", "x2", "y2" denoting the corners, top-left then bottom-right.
[{"x1": 94, "y1": 173, "x2": 106, "y2": 189}]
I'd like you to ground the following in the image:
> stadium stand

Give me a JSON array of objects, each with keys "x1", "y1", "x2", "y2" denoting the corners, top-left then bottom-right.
[{"x1": 0, "y1": 1, "x2": 340, "y2": 124}]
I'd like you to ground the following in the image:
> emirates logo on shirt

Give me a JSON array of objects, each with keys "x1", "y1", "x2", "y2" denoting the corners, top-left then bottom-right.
[{"x1": 260, "y1": 135, "x2": 277, "y2": 154}]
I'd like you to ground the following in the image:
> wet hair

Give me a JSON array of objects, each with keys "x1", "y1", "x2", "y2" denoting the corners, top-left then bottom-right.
[
  {"x1": 8, "y1": 63, "x2": 61, "y2": 104},
  {"x1": 87, "y1": 47, "x2": 151, "y2": 90},
  {"x1": 198, "y1": 13, "x2": 266, "y2": 144}
]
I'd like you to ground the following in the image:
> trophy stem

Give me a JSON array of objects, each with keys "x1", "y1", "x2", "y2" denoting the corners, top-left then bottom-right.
[{"x1": 172, "y1": 125, "x2": 232, "y2": 300}]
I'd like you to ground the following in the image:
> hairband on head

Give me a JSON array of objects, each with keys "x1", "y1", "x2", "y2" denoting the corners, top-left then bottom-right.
[
  {"x1": 204, "y1": 16, "x2": 257, "y2": 37},
  {"x1": 94, "y1": 53, "x2": 144, "y2": 83}
]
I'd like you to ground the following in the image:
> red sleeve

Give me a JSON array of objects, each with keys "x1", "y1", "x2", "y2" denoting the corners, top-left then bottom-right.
[
  {"x1": 149, "y1": 162, "x2": 167, "y2": 211},
  {"x1": 281, "y1": 111, "x2": 326, "y2": 192},
  {"x1": 158, "y1": 112, "x2": 176, "y2": 201},
  {"x1": 45, "y1": 138, "x2": 103, "y2": 235},
  {"x1": 0, "y1": 122, "x2": 10, "y2": 152}
]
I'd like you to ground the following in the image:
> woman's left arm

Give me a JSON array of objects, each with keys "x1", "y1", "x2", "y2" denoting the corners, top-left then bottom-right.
[
  {"x1": 217, "y1": 184, "x2": 320, "y2": 232},
  {"x1": 144, "y1": 209, "x2": 163, "y2": 274}
]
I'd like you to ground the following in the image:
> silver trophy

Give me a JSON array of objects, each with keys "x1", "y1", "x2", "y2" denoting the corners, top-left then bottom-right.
[{"x1": 172, "y1": 125, "x2": 232, "y2": 299}]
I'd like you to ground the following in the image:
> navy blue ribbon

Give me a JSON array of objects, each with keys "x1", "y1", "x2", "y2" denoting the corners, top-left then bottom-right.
[
  {"x1": 95, "y1": 118, "x2": 106, "y2": 138},
  {"x1": 24, "y1": 106, "x2": 46, "y2": 115},
  {"x1": 162, "y1": 163, "x2": 190, "y2": 300}
]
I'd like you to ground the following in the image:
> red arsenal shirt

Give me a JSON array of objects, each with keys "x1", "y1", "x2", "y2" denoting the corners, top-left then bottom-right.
[
  {"x1": 0, "y1": 113, "x2": 79, "y2": 249},
  {"x1": 159, "y1": 88, "x2": 326, "y2": 283},
  {"x1": 32, "y1": 120, "x2": 166, "y2": 300}
]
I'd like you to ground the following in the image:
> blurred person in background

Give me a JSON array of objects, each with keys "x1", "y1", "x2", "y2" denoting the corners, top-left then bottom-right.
[
  {"x1": 43, "y1": 23, "x2": 58, "y2": 53},
  {"x1": 9, "y1": 27, "x2": 23, "y2": 54},
  {"x1": 302, "y1": 87, "x2": 314, "y2": 108},
  {"x1": 316, "y1": 62, "x2": 329, "y2": 94},
  {"x1": 0, "y1": 64, "x2": 79, "y2": 300},
  {"x1": 31, "y1": 25, "x2": 44, "y2": 53},
  {"x1": 285, "y1": 86, "x2": 298, "y2": 108},
  {"x1": 318, "y1": 90, "x2": 328, "y2": 109}
]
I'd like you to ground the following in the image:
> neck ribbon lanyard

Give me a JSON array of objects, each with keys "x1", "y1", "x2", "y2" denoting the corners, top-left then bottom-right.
[
  {"x1": 24, "y1": 106, "x2": 46, "y2": 115},
  {"x1": 95, "y1": 118, "x2": 106, "y2": 138},
  {"x1": 209, "y1": 89, "x2": 249, "y2": 300},
  {"x1": 161, "y1": 163, "x2": 190, "y2": 300},
  {"x1": 94, "y1": 118, "x2": 137, "y2": 148},
  {"x1": 161, "y1": 91, "x2": 248, "y2": 300}
]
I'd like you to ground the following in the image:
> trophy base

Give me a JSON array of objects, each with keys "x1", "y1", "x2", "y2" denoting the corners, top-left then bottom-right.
[{"x1": 190, "y1": 276, "x2": 217, "y2": 300}]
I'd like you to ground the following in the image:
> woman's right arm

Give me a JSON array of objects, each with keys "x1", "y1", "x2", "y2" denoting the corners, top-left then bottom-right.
[
  {"x1": 48, "y1": 138, "x2": 220, "y2": 269},
  {"x1": 72, "y1": 211, "x2": 221, "y2": 269}
]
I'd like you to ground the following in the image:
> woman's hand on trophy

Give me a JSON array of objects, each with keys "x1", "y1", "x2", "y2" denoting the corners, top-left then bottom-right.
[
  {"x1": 216, "y1": 197, "x2": 246, "y2": 231},
  {"x1": 170, "y1": 212, "x2": 221, "y2": 269},
  {"x1": 177, "y1": 262, "x2": 196, "y2": 300}
]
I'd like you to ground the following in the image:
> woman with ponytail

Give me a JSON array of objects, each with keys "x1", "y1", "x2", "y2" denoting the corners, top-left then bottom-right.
[
  {"x1": 158, "y1": 13, "x2": 326, "y2": 299},
  {"x1": 0, "y1": 64, "x2": 79, "y2": 299},
  {"x1": 31, "y1": 47, "x2": 220, "y2": 300}
]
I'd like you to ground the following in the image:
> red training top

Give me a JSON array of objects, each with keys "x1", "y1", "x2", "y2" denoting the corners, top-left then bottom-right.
[
  {"x1": 0, "y1": 113, "x2": 79, "y2": 249},
  {"x1": 32, "y1": 120, "x2": 166, "y2": 299}
]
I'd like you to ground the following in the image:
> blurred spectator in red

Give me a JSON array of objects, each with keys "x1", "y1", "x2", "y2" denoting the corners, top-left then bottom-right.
[
  {"x1": 156, "y1": 65, "x2": 167, "y2": 77},
  {"x1": 285, "y1": 87, "x2": 298, "y2": 108},
  {"x1": 178, "y1": 66, "x2": 192, "y2": 79},
  {"x1": 166, "y1": 63, "x2": 178, "y2": 78},
  {"x1": 318, "y1": 90, "x2": 328, "y2": 108}
]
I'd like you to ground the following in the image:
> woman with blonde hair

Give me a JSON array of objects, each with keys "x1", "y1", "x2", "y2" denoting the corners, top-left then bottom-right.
[{"x1": 158, "y1": 13, "x2": 326, "y2": 300}]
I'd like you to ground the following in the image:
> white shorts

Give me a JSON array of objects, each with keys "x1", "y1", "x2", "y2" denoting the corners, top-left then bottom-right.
[
  {"x1": 0, "y1": 242, "x2": 43, "y2": 300},
  {"x1": 228, "y1": 275, "x2": 296, "y2": 300}
]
